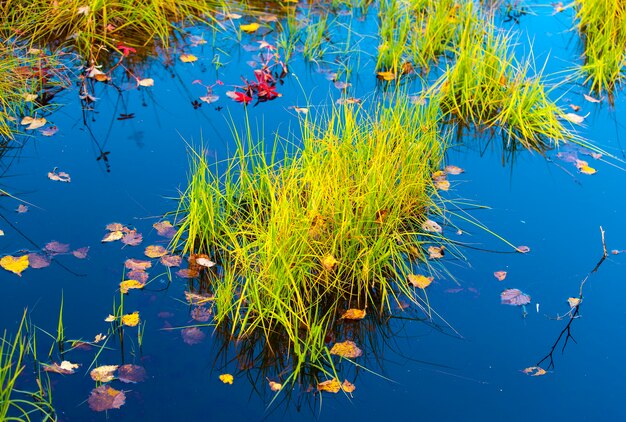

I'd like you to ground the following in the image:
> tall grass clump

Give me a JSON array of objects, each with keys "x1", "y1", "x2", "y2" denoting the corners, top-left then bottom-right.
[
  {"x1": 430, "y1": 14, "x2": 575, "y2": 151},
  {"x1": 174, "y1": 98, "x2": 449, "y2": 381},
  {"x1": 1, "y1": 311, "x2": 55, "y2": 421},
  {"x1": 575, "y1": 0, "x2": 626, "y2": 98},
  {"x1": 0, "y1": 0, "x2": 221, "y2": 59}
]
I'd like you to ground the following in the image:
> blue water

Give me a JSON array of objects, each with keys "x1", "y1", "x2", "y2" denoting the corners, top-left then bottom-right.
[{"x1": 1, "y1": 4, "x2": 626, "y2": 421}]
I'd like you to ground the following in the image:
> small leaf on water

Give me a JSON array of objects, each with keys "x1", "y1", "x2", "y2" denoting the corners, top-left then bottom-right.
[
  {"x1": 45, "y1": 241, "x2": 70, "y2": 254},
  {"x1": 408, "y1": 274, "x2": 433, "y2": 289},
  {"x1": 569, "y1": 104, "x2": 580, "y2": 112},
  {"x1": 28, "y1": 253, "x2": 51, "y2": 269},
  {"x1": 200, "y1": 94, "x2": 219, "y2": 104},
  {"x1": 293, "y1": 106, "x2": 309, "y2": 115},
  {"x1": 342, "y1": 380, "x2": 356, "y2": 393},
  {"x1": 240, "y1": 22, "x2": 261, "y2": 33},
  {"x1": 102, "y1": 231, "x2": 123, "y2": 242},
  {"x1": 501, "y1": 288, "x2": 531, "y2": 306},
  {"x1": 428, "y1": 245, "x2": 445, "y2": 259},
  {"x1": 90, "y1": 365, "x2": 119, "y2": 382},
  {"x1": 160, "y1": 255, "x2": 182, "y2": 267},
  {"x1": 196, "y1": 257, "x2": 216, "y2": 268},
  {"x1": 184, "y1": 291, "x2": 214, "y2": 305},
  {"x1": 125, "y1": 258, "x2": 152, "y2": 270},
  {"x1": 40, "y1": 126, "x2": 59, "y2": 136},
  {"x1": 182, "y1": 327, "x2": 205, "y2": 345},
  {"x1": 118, "y1": 364, "x2": 146, "y2": 383},
  {"x1": 567, "y1": 297, "x2": 581, "y2": 308},
  {"x1": 340, "y1": 308, "x2": 366, "y2": 320},
  {"x1": 137, "y1": 78, "x2": 154, "y2": 87},
  {"x1": 522, "y1": 366, "x2": 547, "y2": 376},
  {"x1": 21, "y1": 116, "x2": 47, "y2": 130},
  {"x1": 334, "y1": 81, "x2": 350, "y2": 90},
  {"x1": 72, "y1": 246, "x2": 89, "y2": 259},
  {"x1": 444, "y1": 165, "x2": 464, "y2": 175},
  {"x1": 180, "y1": 54, "x2": 198, "y2": 63},
  {"x1": 104, "y1": 314, "x2": 116, "y2": 322},
  {"x1": 176, "y1": 268, "x2": 199, "y2": 278},
  {"x1": 516, "y1": 245, "x2": 530, "y2": 253},
  {"x1": 127, "y1": 269, "x2": 149, "y2": 283},
  {"x1": 421, "y1": 219, "x2": 442, "y2": 233},
  {"x1": 317, "y1": 378, "x2": 342, "y2": 393},
  {"x1": 563, "y1": 113, "x2": 586, "y2": 124},
  {"x1": 330, "y1": 340, "x2": 363, "y2": 358},
  {"x1": 493, "y1": 271, "x2": 507, "y2": 281},
  {"x1": 145, "y1": 245, "x2": 168, "y2": 258},
  {"x1": 88, "y1": 385, "x2": 126, "y2": 412},
  {"x1": 121, "y1": 230, "x2": 143, "y2": 246},
  {"x1": 219, "y1": 373, "x2": 234, "y2": 384},
  {"x1": 153, "y1": 221, "x2": 176, "y2": 238},
  {"x1": 583, "y1": 94, "x2": 603, "y2": 103},
  {"x1": 434, "y1": 179, "x2": 450, "y2": 191},
  {"x1": 16, "y1": 204, "x2": 28, "y2": 213},
  {"x1": 575, "y1": 159, "x2": 596, "y2": 175},
  {"x1": 0, "y1": 255, "x2": 29, "y2": 276},
  {"x1": 269, "y1": 380, "x2": 282, "y2": 391},
  {"x1": 119, "y1": 279, "x2": 145, "y2": 294},
  {"x1": 121, "y1": 311, "x2": 140, "y2": 327},
  {"x1": 376, "y1": 71, "x2": 396, "y2": 81},
  {"x1": 191, "y1": 306, "x2": 212, "y2": 322},
  {"x1": 94, "y1": 333, "x2": 106, "y2": 343},
  {"x1": 43, "y1": 360, "x2": 79, "y2": 374},
  {"x1": 106, "y1": 223, "x2": 125, "y2": 232}
]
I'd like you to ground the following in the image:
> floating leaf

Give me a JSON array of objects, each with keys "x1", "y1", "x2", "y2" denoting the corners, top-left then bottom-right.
[
  {"x1": 145, "y1": 245, "x2": 167, "y2": 258},
  {"x1": 240, "y1": 22, "x2": 260, "y2": 33},
  {"x1": 121, "y1": 311, "x2": 140, "y2": 327},
  {"x1": 182, "y1": 327, "x2": 205, "y2": 345},
  {"x1": 522, "y1": 366, "x2": 547, "y2": 376},
  {"x1": 330, "y1": 340, "x2": 363, "y2": 358},
  {"x1": 21, "y1": 116, "x2": 47, "y2": 130},
  {"x1": 434, "y1": 179, "x2": 450, "y2": 191},
  {"x1": 0, "y1": 255, "x2": 29, "y2": 276},
  {"x1": 117, "y1": 364, "x2": 146, "y2": 383},
  {"x1": 138, "y1": 78, "x2": 154, "y2": 87},
  {"x1": 195, "y1": 257, "x2": 215, "y2": 268},
  {"x1": 106, "y1": 223, "x2": 125, "y2": 232},
  {"x1": 102, "y1": 231, "x2": 123, "y2": 242},
  {"x1": 125, "y1": 258, "x2": 152, "y2": 271},
  {"x1": 119, "y1": 279, "x2": 145, "y2": 294},
  {"x1": 570, "y1": 104, "x2": 581, "y2": 112},
  {"x1": 563, "y1": 113, "x2": 585, "y2": 124},
  {"x1": 334, "y1": 81, "x2": 350, "y2": 90},
  {"x1": 47, "y1": 169, "x2": 71, "y2": 182},
  {"x1": 121, "y1": 230, "x2": 143, "y2": 246},
  {"x1": 321, "y1": 255, "x2": 338, "y2": 271},
  {"x1": 408, "y1": 274, "x2": 433, "y2": 289},
  {"x1": 176, "y1": 268, "x2": 199, "y2": 278},
  {"x1": 219, "y1": 373, "x2": 234, "y2": 384},
  {"x1": 493, "y1": 271, "x2": 507, "y2": 281},
  {"x1": 269, "y1": 380, "x2": 282, "y2": 391},
  {"x1": 94, "y1": 333, "x2": 106, "y2": 343},
  {"x1": 583, "y1": 94, "x2": 603, "y2": 103},
  {"x1": 180, "y1": 54, "x2": 198, "y2": 63},
  {"x1": 127, "y1": 269, "x2": 149, "y2": 283},
  {"x1": 340, "y1": 309, "x2": 366, "y2": 320},
  {"x1": 427, "y1": 245, "x2": 445, "y2": 259},
  {"x1": 44, "y1": 241, "x2": 70, "y2": 255},
  {"x1": 575, "y1": 159, "x2": 597, "y2": 175},
  {"x1": 43, "y1": 360, "x2": 79, "y2": 374},
  {"x1": 40, "y1": 125, "x2": 59, "y2": 137},
  {"x1": 293, "y1": 106, "x2": 308, "y2": 115},
  {"x1": 226, "y1": 90, "x2": 252, "y2": 104},
  {"x1": 88, "y1": 385, "x2": 126, "y2": 412},
  {"x1": 16, "y1": 204, "x2": 28, "y2": 213},
  {"x1": 104, "y1": 314, "x2": 116, "y2": 322},
  {"x1": 160, "y1": 255, "x2": 182, "y2": 267},
  {"x1": 90, "y1": 365, "x2": 118, "y2": 382},
  {"x1": 516, "y1": 245, "x2": 530, "y2": 253},
  {"x1": 341, "y1": 380, "x2": 356, "y2": 393},
  {"x1": 28, "y1": 253, "x2": 51, "y2": 269},
  {"x1": 376, "y1": 71, "x2": 396, "y2": 81},
  {"x1": 153, "y1": 221, "x2": 176, "y2": 238},
  {"x1": 501, "y1": 288, "x2": 531, "y2": 306},
  {"x1": 421, "y1": 219, "x2": 442, "y2": 233},
  {"x1": 72, "y1": 247, "x2": 89, "y2": 259},
  {"x1": 191, "y1": 306, "x2": 212, "y2": 322},
  {"x1": 184, "y1": 291, "x2": 214, "y2": 305},
  {"x1": 567, "y1": 297, "x2": 581, "y2": 308},
  {"x1": 317, "y1": 378, "x2": 342, "y2": 393},
  {"x1": 200, "y1": 94, "x2": 219, "y2": 104},
  {"x1": 444, "y1": 165, "x2": 464, "y2": 175}
]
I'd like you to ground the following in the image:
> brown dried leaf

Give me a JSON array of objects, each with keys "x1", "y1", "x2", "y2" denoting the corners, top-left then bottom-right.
[
  {"x1": 182, "y1": 327, "x2": 205, "y2": 345},
  {"x1": 340, "y1": 309, "x2": 366, "y2": 320},
  {"x1": 522, "y1": 366, "x2": 547, "y2": 376},
  {"x1": 117, "y1": 364, "x2": 147, "y2": 383},
  {"x1": 493, "y1": 271, "x2": 507, "y2": 281},
  {"x1": 427, "y1": 245, "x2": 445, "y2": 259},
  {"x1": 48, "y1": 169, "x2": 71, "y2": 182},
  {"x1": 105, "y1": 223, "x2": 125, "y2": 232},
  {"x1": 269, "y1": 380, "x2": 282, "y2": 391},
  {"x1": 191, "y1": 306, "x2": 212, "y2": 322},
  {"x1": 127, "y1": 269, "x2": 149, "y2": 283},
  {"x1": 341, "y1": 379, "x2": 356, "y2": 393},
  {"x1": 125, "y1": 258, "x2": 152, "y2": 271},
  {"x1": 153, "y1": 221, "x2": 176, "y2": 238},
  {"x1": 145, "y1": 245, "x2": 168, "y2": 258},
  {"x1": 28, "y1": 253, "x2": 51, "y2": 269},
  {"x1": 160, "y1": 255, "x2": 182, "y2": 267},
  {"x1": 121, "y1": 231, "x2": 143, "y2": 246},
  {"x1": 43, "y1": 360, "x2": 79, "y2": 375},
  {"x1": 90, "y1": 365, "x2": 118, "y2": 382},
  {"x1": 88, "y1": 385, "x2": 126, "y2": 412},
  {"x1": 421, "y1": 219, "x2": 442, "y2": 234},
  {"x1": 329, "y1": 340, "x2": 363, "y2": 358},
  {"x1": 317, "y1": 378, "x2": 342, "y2": 393},
  {"x1": 321, "y1": 255, "x2": 338, "y2": 271}
]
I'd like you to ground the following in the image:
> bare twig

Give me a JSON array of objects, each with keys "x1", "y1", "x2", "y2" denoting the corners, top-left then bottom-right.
[{"x1": 535, "y1": 227, "x2": 608, "y2": 370}]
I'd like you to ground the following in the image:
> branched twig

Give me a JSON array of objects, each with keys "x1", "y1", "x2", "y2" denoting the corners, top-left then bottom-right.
[{"x1": 535, "y1": 226, "x2": 608, "y2": 370}]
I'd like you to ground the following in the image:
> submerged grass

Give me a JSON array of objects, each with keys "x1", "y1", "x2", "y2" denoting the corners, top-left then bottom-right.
[
  {"x1": 174, "y1": 97, "x2": 449, "y2": 381},
  {"x1": 575, "y1": 0, "x2": 626, "y2": 98}
]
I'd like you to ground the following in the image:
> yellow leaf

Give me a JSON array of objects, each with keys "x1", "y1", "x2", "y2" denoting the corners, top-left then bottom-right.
[
  {"x1": 90, "y1": 365, "x2": 119, "y2": 382},
  {"x1": 428, "y1": 245, "x2": 444, "y2": 259},
  {"x1": 340, "y1": 308, "x2": 366, "y2": 320},
  {"x1": 104, "y1": 314, "x2": 116, "y2": 322},
  {"x1": 330, "y1": 340, "x2": 363, "y2": 358},
  {"x1": 94, "y1": 333, "x2": 106, "y2": 343},
  {"x1": 240, "y1": 23, "x2": 261, "y2": 33},
  {"x1": 434, "y1": 179, "x2": 450, "y2": 191},
  {"x1": 145, "y1": 245, "x2": 168, "y2": 258},
  {"x1": 119, "y1": 279, "x2": 145, "y2": 294},
  {"x1": 1, "y1": 255, "x2": 29, "y2": 276},
  {"x1": 341, "y1": 379, "x2": 356, "y2": 393},
  {"x1": 377, "y1": 71, "x2": 396, "y2": 81},
  {"x1": 102, "y1": 230, "x2": 123, "y2": 242},
  {"x1": 268, "y1": 381, "x2": 282, "y2": 391},
  {"x1": 522, "y1": 366, "x2": 547, "y2": 376},
  {"x1": 219, "y1": 373, "x2": 234, "y2": 384},
  {"x1": 138, "y1": 78, "x2": 154, "y2": 87},
  {"x1": 22, "y1": 93, "x2": 37, "y2": 102},
  {"x1": 121, "y1": 312, "x2": 140, "y2": 327},
  {"x1": 579, "y1": 164, "x2": 596, "y2": 175},
  {"x1": 567, "y1": 297, "x2": 581, "y2": 308},
  {"x1": 321, "y1": 255, "x2": 338, "y2": 271},
  {"x1": 408, "y1": 274, "x2": 433, "y2": 289},
  {"x1": 317, "y1": 378, "x2": 341, "y2": 393},
  {"x1": 180, "y1": 54, "x2": 198, "y2": 63}
]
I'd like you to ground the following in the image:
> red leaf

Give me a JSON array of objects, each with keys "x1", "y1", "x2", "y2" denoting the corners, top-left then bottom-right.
[{"x1": 226, "y1": 90, "x2": 253, "y2": 104}]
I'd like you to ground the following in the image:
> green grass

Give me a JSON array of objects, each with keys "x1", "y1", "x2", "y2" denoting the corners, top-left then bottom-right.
[
  {"x1": 174, "y1": 97, "x2": 450, "y2": 381},
  {"x1": 575, "y1": 0, "x2": 626, "y2": 98},
  {"x1": 1, "y1": 310, "x2": 55, "y2": 421}
]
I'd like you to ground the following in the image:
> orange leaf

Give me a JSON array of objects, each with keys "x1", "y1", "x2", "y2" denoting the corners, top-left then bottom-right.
[
  {"x1": 317, "y1": 378, "x2": 342, "y2": 393},
  {"x1": 340, "y1": 308, "x2": 366, "y2": 320},
  {"x1": 119, "y1": 279, "x2": 145, "y2": 294},
  {"x1": 145, "y1": 245, "x2": 168, "y2": 258},
  {"x1": 408, "y1": 274, "x2": 433, "y2": 289},
  {"x1": 121, "y1": 312, "x2": 140, "y2": 327},
  {"x1": 493, "y1": 271, "x2": 507, "y2": 281},
  {"x1": 329, "y1": 340, "x2": 363, "y2": 358}
]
